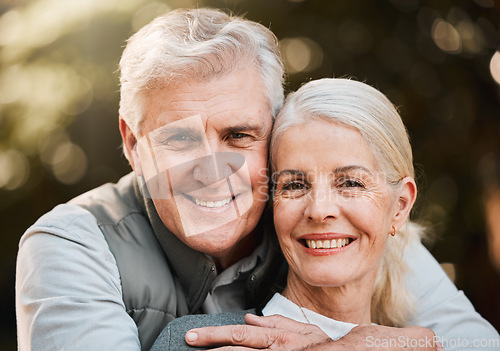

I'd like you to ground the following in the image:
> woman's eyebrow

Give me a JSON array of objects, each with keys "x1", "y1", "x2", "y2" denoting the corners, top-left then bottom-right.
[
  {"x1": 273, "y1": 169, "x2": 305, "y2": 179},
  {"x1": 333, "y1": 165, "x2": 373, "y2": 176}
]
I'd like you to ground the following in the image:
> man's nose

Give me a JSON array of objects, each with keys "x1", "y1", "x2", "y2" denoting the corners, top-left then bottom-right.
[
  {"x1": 304, "y1": 188, "x2": 340, "y2": 223},
  {"x1": 192, "y1": 151, "x2": 246, "y2": 187}
]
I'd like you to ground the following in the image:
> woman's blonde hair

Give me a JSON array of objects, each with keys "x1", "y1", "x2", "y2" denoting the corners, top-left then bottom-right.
[{"x1": 271, "y1": 78, "x2": 424, "y2": 327}]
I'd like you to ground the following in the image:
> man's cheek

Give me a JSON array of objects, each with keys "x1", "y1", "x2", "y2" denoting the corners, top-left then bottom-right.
[
  {"x1": 135, "y1": 136, "x2": 172, "y2": 200},
  {"x1": 229, "y1": 161, "x2": 253, "y2": 216}
]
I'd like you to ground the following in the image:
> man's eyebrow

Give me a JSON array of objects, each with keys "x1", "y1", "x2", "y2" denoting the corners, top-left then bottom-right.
[
  {"x1": 333, "y1": 165, "x2": 373, "y2": 176},
  {"x1": 222, "y1": 124, "x2": 267, "y2": 134},
  {"x1": 153, "y1": 125, "x2": 197, "y2": 135},
  {"x1": 149, "y1": 125, "x2": 198, "y2": 141}
]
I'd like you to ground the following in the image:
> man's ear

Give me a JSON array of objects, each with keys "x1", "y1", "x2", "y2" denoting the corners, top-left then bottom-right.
[
  {"x1": 391, "y1": 176, "x2": 417, "y2": 231},
  {"x1": 119, "y1": 117, "x2": 141, "y2": 175}
]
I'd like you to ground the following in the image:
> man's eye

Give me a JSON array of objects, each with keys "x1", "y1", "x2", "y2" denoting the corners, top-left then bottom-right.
[
  {"x1": 167, "y1": 134, "x2": 190, "y2": 143},
  {"x1": 230, "y1": 132, "x2": 248, "y2": 139},
  {"x1": 226, "y1": 132, "x2": 253, "y2": 148},
  {"x1": 154, "y1": 132, "x2": 200, "y2": 152}
]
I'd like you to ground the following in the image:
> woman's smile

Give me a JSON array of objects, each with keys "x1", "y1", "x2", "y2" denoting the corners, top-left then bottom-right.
[{"x1": 296, "y1": 232, "x2": 357, "y2": 255}]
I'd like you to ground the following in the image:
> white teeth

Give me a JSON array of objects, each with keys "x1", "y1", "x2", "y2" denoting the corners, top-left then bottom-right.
[
  {"x1": 194, "y1": 197, "x2": 232, "y2": 208},
  {"x1": 305, "y1": 238, "x2": 351, "y2": 249}
]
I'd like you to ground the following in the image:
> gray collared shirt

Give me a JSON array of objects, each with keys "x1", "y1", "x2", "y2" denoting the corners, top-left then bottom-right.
[{"x1": 202, "y1": 238, "x2": 268, "y2": 314}]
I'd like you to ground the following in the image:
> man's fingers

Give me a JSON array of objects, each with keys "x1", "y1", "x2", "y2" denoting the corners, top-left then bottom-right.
[
  {"x1": 185, "y1": 316, "x2": 330, "y2": 350},
  {"x1": 205, "y1": 347, "x2": 260, "y2": 351},
  {"x1": 214, "y1": 347, "x2": 271, "y2": 351},
  {"x1": 244, "y1": 313, "x2": 311, "y2": 333},
  {"x1": 436, "y1": 341, "x2": 445, "y2": 351},
  {"x1": 185, "y1": 324, "x2": 276, "y2": 348}
]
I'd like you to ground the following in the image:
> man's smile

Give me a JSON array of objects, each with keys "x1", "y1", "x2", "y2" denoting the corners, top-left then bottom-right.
[{"x1": 183, "y1": 194, "x2": 237, "y2": 209}]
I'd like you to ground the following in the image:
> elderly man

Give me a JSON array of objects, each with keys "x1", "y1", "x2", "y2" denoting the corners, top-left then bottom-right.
[{"x1": 16, "y1": 8, "x2": 499, "y2": 351}]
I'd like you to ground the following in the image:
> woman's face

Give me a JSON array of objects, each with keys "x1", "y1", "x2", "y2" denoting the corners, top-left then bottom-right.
[{"x1": 273, "y1": 119, "x2": 399, "y2": 288}]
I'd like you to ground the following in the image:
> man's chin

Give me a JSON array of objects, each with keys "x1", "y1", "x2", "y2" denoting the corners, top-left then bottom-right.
[
  {"x1": 180, "y1": 217, "x2": 255, "y2": 261},
  {"x1": 183, "y1": 218, "x2": 246, "y2": 246}
]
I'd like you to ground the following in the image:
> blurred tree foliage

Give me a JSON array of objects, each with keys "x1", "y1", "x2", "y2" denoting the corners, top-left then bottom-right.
[{"x1": 1, "y1": 0, "x2": 499, "y2": 348}]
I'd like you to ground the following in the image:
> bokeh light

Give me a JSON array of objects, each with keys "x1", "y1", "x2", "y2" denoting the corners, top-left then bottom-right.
[
  {"x1": 279, "y1": 37, "x2": 323, "y2": 74},
  {"x1": 432, "y1": 19, "x2": 462, "y2": 54},
  {"x1": 491, "y1": 50, "x2": 500, "y2": 85},
  {"x1": 0, "y1": 149, "x2": 29, "y2": 190},
  {"x1": 50, "y1": 142, "x2": 88, "y2": 184}
]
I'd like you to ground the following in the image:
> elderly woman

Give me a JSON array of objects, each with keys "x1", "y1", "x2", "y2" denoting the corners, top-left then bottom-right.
[
  {"x1": 151, "y1": 78, "x2": 435, "y2": 350},
  {"x1": 264, "y1": 77, "x2": 421, "y2": 332}
]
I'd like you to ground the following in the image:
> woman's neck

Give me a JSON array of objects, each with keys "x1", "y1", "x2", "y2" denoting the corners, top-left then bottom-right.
[{"x1": 282, "y1": 270, "x2": 376, "y2": 325}]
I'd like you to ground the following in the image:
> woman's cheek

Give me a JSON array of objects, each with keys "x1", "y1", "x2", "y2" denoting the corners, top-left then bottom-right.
[
  {"x1": 274, "y1": 198, "x2": 304, "y2": 228},
  {"x1": 273, "y1": 200, "x2": 288, "y2": 234}
]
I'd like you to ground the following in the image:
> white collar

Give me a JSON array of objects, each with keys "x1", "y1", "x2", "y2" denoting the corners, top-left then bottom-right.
[{"x1": 262, "y1": 293, "x2": 359, "y2": 341}]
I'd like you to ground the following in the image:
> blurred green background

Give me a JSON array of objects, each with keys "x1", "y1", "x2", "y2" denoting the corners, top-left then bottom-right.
[{"x1": 1, "y1": 0, "x2": 499, "y2": 348}]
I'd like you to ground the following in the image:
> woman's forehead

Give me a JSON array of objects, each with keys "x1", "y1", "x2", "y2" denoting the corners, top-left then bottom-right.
[{"x1": 274, "y1": 120, "x2": 378, "y2": 170}]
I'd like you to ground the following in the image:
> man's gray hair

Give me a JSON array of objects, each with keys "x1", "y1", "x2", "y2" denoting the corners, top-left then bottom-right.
[{"x1": 119, "y1": 7, "x2": 284, "y2": 139}]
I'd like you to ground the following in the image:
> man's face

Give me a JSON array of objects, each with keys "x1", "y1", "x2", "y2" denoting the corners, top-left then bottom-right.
[{"x1": 129, "y1": 68, "x2": 272, "y2": 263}]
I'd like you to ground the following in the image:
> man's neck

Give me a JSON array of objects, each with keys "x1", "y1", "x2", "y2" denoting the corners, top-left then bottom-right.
[{"x1": 213, "y1": 228, "x2": 262, "y2": 272}]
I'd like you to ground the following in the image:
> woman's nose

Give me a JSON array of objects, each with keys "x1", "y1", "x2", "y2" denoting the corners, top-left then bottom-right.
[{"x1": 304, "y1": 188, "x2": 340, "y2": 223}]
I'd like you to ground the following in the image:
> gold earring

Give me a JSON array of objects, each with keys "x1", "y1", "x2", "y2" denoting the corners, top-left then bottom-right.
[{"x1": 390, "y1": 226, "x2": 396, "y2": 236}]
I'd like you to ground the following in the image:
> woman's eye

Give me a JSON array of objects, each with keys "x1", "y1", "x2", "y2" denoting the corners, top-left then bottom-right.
[
  {"x1": 283, "y1": 182, "x2": 306, "y2": 191},
  {"x1": 275, "y1": 181, "x2": 308, "y2": 199},
  {"x1": 340, "y1": 179, "x2": 364, "y2": 188}
]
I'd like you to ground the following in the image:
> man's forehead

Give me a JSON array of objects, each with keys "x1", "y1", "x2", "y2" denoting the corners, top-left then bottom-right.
[
  {"x1": 148, "y1": 110, "x2": 273, "y2": 132},
  {"x1": 140, "y1": 67, "x2": 273, "y2": 133}
]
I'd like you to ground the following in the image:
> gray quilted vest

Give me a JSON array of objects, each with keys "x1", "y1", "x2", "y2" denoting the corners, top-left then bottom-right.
[{"x1": 70, "y1": 172, "x2": 287, "y2": 350}]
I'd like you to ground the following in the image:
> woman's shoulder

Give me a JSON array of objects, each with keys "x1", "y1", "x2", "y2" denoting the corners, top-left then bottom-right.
[{"x1": 151, "y1": 310, "x2": 255, "y2": 351}]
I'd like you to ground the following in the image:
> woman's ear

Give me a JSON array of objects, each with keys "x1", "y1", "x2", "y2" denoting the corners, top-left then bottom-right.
[
  {"x1": 391, "y1": 176, "x2": 417, "y2": 231},
  {"x1": 119, "y1": 118, "x2": 142, "y2": 176}
]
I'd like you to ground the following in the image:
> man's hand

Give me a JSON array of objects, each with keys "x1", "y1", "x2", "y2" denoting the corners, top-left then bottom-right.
[
  {"x1": 184, "y1": 314, "x2": 445, "y2": 350},
  {"x1": 185, "y1": 313, "x2": 331, "y2": 350}
]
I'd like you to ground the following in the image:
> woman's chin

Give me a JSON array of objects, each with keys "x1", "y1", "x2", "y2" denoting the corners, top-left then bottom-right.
[
  {"x1": 302, "y1": 273, "x2": 352, "y2": 288},
  {"x1": 293, "y1": 261, "x2": 379, "y2": 290}
]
